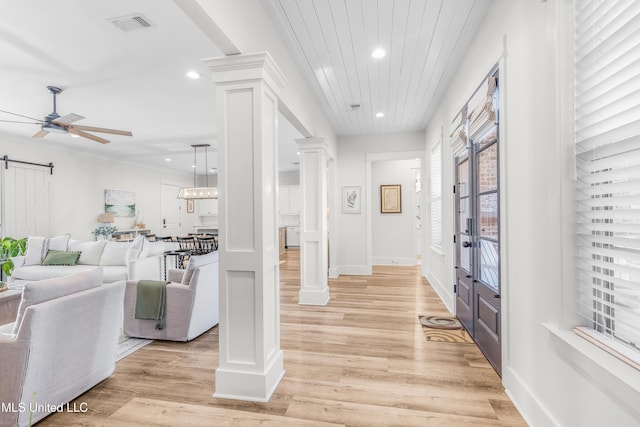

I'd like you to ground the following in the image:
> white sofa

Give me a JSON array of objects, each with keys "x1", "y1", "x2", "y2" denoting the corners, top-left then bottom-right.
[
  {"x1": 0, "y1": 268, "x2": 125, "y2": 427},
  {"x1": 8, "y1": 234, "x2": 164, "y2": 288}
]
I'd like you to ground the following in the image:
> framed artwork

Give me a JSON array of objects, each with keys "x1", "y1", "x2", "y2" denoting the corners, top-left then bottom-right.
[
  {"x1": 380, "y1": 185, "x2": 402, "y2": 213},
  {"x1": 186, "y1": 199, "x2": 194, "y2": 213},
  {"x1": 342, "y1": 186, "x2": 361, "y2": 213},
  {"x1": 104, "y1": 189, "x2": 135, "y2": 217}
]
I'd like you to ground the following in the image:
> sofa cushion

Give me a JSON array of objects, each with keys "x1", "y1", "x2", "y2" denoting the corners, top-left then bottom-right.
[
  {"x1": 100, "y1": 241, "x2": 131, "y2": 266},
  {"x1": 125, "y1": 236, "x2": 145, "y2": 264},
  {"x1": 24, "y1": 234, "x2": 70, "y2": 266},
  {"x1": 69, "y1": 240, "x2": 107, "y2": 265},
  {"x1": 101, "y1": 266, "x2": 128, "y2": 283},
  {"x1": 11, "y1": 265, "x2": 103, "y2": 282},
  {"x1": 41, "y1": 250, "x2": 81, "y2": 266},
  {"x1": 12, "y1": 268, "x2": 103, "y2": 335},
  {"x1": 182, "y1": 252, "x2": 218, "y2": 286}
]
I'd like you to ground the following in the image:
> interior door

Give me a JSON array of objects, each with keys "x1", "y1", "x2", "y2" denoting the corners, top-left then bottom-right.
[{"x1": 160, "y1": 183, "x2": 181, "y2": 236}]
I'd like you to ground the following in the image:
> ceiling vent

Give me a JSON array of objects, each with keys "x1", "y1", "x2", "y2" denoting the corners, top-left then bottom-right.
[
  {"x1": 349, "y1": 104, "x2": 361, "y2": 111},
  {"x1": 109, "y1": 14, "x2": 155, "y2": 32}
]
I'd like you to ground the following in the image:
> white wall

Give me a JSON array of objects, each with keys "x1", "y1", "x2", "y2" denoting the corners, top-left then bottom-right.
[
  {"x1": 336, "y1": 132, "x2": 424, "y2": 274},
  {"x1": 422, "y1": 1, "x2": 640, "y2": 426},
  {"x1": 1, "y1": 137, "x2": 197, "y2": 240},
  {"x1": 371, "y1": 159, "x2": 418, "y2": 265}
]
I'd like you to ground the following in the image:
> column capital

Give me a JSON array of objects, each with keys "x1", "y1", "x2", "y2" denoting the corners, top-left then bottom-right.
[
  {"x1": 295, "y1": 137, "x2": 329, "y2": 154},
  {"x1": 204, "y1": 52, "x2": 287, "y2": 93}
]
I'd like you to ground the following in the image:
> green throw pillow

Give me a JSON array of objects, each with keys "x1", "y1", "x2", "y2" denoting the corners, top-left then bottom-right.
[{"x1": 41, "y1": 250, "x2": 82, "y2": 266}]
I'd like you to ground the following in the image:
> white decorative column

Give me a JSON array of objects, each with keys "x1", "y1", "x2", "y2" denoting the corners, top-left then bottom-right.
[
  {"x1": 205, "y1": 53, "x2": 286, "y2": 402},
  {"x1": 296, "y1": 138, "x2": 330, "y2": 305}
]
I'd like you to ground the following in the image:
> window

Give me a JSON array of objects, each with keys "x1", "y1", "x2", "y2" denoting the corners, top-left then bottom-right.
[
  {"x1": 575, "y1": 0, "x2": 640, "y2": 363},
  {"x1": 430, "y1": 141, "x2": 442, "y2": 253}
]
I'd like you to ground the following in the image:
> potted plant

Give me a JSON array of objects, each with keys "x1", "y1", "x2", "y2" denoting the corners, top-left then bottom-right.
[
  {"x1": 92, "y1": 225, "x2": 117, "y2": 240},
  {"x1": 0, "y1": 236, "x2": 27, "y2": 277}
]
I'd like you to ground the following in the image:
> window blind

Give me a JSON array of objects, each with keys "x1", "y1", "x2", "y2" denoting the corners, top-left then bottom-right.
[
  {"x1": 575, "y1": 0, "x2": 640, "y2": 358},
  {"x1": 431, "y1": 141, "x2": 443, "y2": 252}
]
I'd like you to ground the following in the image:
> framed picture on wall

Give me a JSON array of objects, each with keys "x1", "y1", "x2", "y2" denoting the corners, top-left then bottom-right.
[
  {"x1": 342, "y1": 186, "x2": 361, "y2": 214},
  {"x1": 186, "y1": 199, "x2": 194, "y2": 214},
  {"x1": 380, "y1": 185, "x2": 402, "y2": 213}
]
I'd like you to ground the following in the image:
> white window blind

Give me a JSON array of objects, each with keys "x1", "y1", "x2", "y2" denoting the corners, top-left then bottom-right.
[
  {"x1": 430, "y1": 141, "x2": 443, "y2": 252},
  {"x1": 575, "y1": 0, "x2": 640, "y2": 360}
]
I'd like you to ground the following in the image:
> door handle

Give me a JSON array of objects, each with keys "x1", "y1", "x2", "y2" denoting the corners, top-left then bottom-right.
[
  {"x1": 462, "y1": 241, "x2": 472, "y2": 248},
  {"x1": 465, "y1": 275, "x2": 471, "y2": 278}
]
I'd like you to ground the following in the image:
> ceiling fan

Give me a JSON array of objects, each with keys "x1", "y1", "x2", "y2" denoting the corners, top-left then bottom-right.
[{"x1": 0, "y1": 86, "x2": 132, "y2": 144}]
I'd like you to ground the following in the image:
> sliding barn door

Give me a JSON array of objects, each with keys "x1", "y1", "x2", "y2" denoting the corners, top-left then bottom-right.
[{"x1": 0, "y1": 162, "x2": 52, "y2": 238}]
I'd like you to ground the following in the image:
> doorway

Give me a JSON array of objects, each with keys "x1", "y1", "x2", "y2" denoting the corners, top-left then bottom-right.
[
  {"x1": 160, "y1": 183, "x2": 182, "y2": 237},
  {"x1": 454, "y1": 70, "x2": 501, "y2": 375}
]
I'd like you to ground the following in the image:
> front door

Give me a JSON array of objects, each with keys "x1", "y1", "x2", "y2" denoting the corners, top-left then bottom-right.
[
  {"x1": 454, "y1": 72, "x2": 501, "y2": 375},
  {"x1": 455, "y1": 153, "x2": 474, "y2": 334}
]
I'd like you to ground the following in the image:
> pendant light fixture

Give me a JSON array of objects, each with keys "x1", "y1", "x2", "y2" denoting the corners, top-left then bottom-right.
[{"x1": 177, "y1": 144, "x2": 218, "y2": 199}]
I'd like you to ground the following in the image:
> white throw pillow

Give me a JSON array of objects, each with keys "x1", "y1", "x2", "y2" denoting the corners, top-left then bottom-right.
[
  {"x1": 125, "y1": 236, "x2": 145, "y2": 264},
  {"x1": 69, "y1": 240, "x2": 107, "y2": 265},
  {"x1": 12, "y1": 268, "x2": 104, "y2": 335},
  {"x1": 23, "y1": 234, "x2": 70, "y2": 266},
  {"x1": 181, "y1": 252, "x2": 217, "y2": 286},
  {"x1": 100, "y1": 241, "x2": 131, "y2": 266}
]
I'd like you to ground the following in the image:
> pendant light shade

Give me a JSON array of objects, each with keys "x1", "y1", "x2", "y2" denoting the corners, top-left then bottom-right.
[{"x1": 177, "y1": 144, "x2": 217, "y2": 199}]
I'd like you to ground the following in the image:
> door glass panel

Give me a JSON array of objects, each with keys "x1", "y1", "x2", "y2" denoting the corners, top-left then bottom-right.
[
  {"x1": 478, "y1": 193, "x2": 498, "y2": 238},
  {"x1": 459, "y1": 237, "x2": 471, "y2": 272},
  {"x1": 457, "y1": 159, "x2": 469, "y2": 197},
  {"x1": 479, "y1": 239, "x2": 499, "y2": 290},
  {"x1": 478, "y1": 143, "x2": 498, "y2": 193},
  {"x1": 458, "y1": 197, "x2": 470, "y2": 234}
]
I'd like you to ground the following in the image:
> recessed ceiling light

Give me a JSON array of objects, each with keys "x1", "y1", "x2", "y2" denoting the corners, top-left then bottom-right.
[
  {"x1": 296, "y1": 152, "x2": 301, "y2": 155},
  {"x1": 165, "y1": 158, "x2": 172, "y2": 162},
  {"x1": 371, "y1": 48, "x2": 386, "y2": 59},
  {"x1": 192, "y1": 165, "x2": 196, "y2": 168},
  {"x1": 186, "y1": 70, "x2": 200, "y2": 79},
  {"x1": 375, "y1": 112, "x2": 385, "y2": 118}
]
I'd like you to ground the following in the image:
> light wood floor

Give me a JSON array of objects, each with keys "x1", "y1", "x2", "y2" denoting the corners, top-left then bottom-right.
[{"x1": 41, "y1": 250, "x2": 526, "y2": 426}]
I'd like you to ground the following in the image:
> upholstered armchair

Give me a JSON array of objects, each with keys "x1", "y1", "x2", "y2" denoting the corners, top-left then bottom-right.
[
  {"x1": 0, "y1": 269, "x2": 125, "y2": 427},
  {"x1": 123, "y1": 251, "x2": 219, "y2": 342}
]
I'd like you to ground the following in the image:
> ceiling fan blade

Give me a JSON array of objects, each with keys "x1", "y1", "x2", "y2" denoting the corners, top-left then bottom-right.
[
  {"x1": 53, "y1": 113, "x2": 84, "y2": 125},
  {"x1": 68, "y1": 124, "x2": 132, "y2": 136},
  {"x1": 68, "y1": 128, "x2": 109, "y2": 144},
  {"x1": 0, "y1": 119, "x2": 41, "y2": 125},
  {"x1": 0, "y1": 109, "x2": 43, "y2": 122},
  {"x1": 33, "y1": 129, "x2": 49, "y2": 138}
]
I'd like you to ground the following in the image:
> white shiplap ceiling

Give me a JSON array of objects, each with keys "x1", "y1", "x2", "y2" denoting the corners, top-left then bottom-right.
[{"x1": 262, "y1": 0, "x2": 493, "y2": 135}]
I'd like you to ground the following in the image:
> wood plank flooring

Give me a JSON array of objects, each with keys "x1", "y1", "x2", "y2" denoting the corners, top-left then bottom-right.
[{"x1": 41, "y1": 250, "x2": 525, "y2": 426}]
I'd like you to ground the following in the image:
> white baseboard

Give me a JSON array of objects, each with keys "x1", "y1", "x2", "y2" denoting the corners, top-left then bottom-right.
[
  {"x1": 372, "y1": 257, "x2": 416, "y2": 266},
  {"x1": 423, "y1": 268, "x2": 454, "y2": 313},
  {"x1": 299, "y1": 286, "x2": 330, "y2": 305},
  {"x1": 335, "y1": 265, "x2": 372, "y2": 276},
  {"x1": 503, "y1": 366, "x2": 557, "y2": 427},
  {"x1": 328, "y1": 267, "x2": 339, "y2": 278}
]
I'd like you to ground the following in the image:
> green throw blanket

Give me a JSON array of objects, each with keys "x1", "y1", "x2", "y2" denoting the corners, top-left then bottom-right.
[{"x1": 135, "y1": 280, "x2": 169, "y2": 330}]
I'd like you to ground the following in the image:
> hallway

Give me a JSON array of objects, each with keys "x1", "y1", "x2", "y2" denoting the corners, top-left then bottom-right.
[{"x1": 43, "y1": 249, "x2": 525, "y2": 426}]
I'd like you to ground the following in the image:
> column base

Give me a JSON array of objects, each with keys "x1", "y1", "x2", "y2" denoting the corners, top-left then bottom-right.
[
  {"x1": 298, "y1": 286, "x2": 330, "y2": 305},
  {"x1": 213, "y1": 351, "x2": 285, "y2": 402}
]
